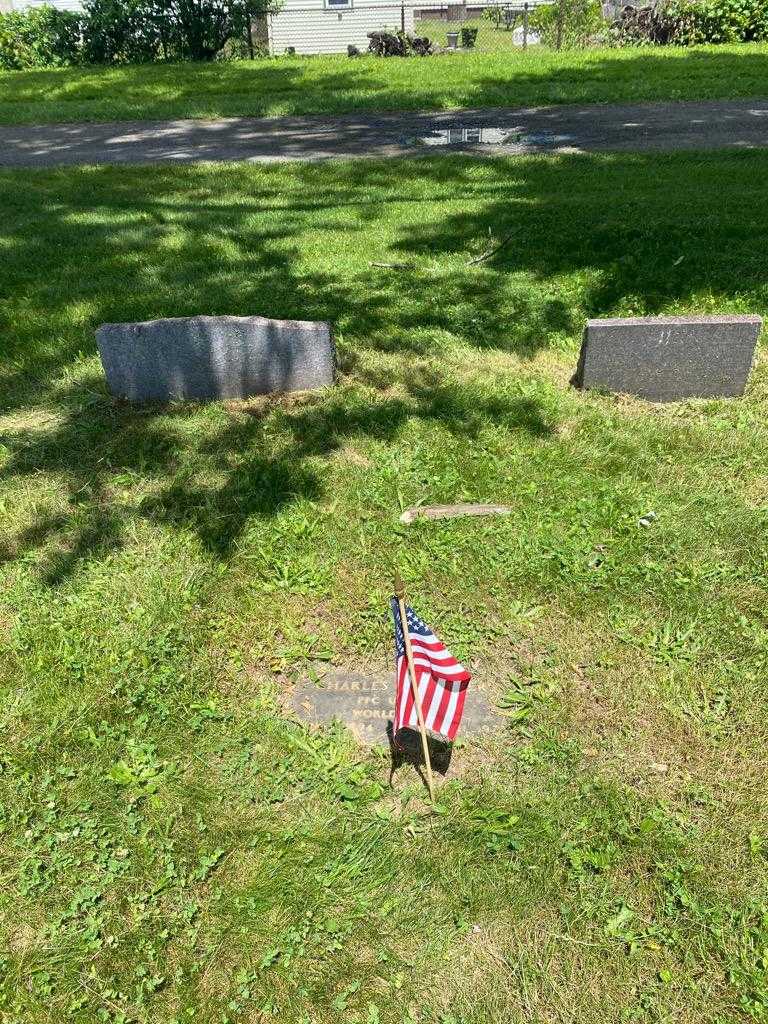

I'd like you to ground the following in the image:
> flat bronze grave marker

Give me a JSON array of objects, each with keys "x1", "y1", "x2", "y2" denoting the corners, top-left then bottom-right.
[{"x1": 292, "y1": 670, "x2": 502, "y2": 746}]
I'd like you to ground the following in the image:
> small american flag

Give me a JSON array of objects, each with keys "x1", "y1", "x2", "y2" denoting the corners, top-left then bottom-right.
[{"x1": 391, "y1": 598, "x2": 471, "y2": 744}]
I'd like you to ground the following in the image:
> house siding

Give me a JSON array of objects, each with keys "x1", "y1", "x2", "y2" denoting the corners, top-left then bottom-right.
[
  {"x1": 5, "y1": 0, "x2": 84, "y2": 10},
  {"x1": 269, "y1": 1, "x2": 414, "y2": 55}
]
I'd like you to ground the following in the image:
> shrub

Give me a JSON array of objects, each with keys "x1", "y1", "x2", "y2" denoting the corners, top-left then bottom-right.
[
  {"x1": 460, "y1": 25, "x2": 478, "y2": 47},
  {"x1": 0, "y1": 0, "x2": 281, "y2": 67},
  {"x1": 0, "y1": 6, "x2": 83, "y2": 70},
  {"x1": 367, "y1": 30, "x2": 432, "y2": 56},
  {"x1": 666, "y1": 0, "x2": 768, "y2": 44},
  {"x1": 613, "y1": 0, "x2": 768, "y2": 46},
  {"x1": 82, "y1": 0, "x2": 163, "y2": 63},
  {"x1": 529, "y1": 0, "x2": 606, "y2": 48},
  {"x1": 611, "y1": 5, "x2": 679, "y2": 45}
]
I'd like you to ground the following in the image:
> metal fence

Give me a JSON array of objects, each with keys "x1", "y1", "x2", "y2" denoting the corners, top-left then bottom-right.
[{"x1": 267, "y1": 0, "x2": 554, "y2": 56}]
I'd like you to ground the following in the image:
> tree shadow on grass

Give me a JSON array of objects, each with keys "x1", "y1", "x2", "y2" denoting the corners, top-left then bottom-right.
[
  {"x1": 1, "y1": 148, "x2": 767, "y2": 582},
  {"x1": 1, "y1": 366, "x2": 554, "y2": 581}
]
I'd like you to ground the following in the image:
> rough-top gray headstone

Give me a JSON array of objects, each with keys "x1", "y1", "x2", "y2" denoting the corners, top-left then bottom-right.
[
  {"x1": 96, "y1": 315, "x2": 335, "y2": 402},
  {"x1": 292, "y1": 670, "x2": 502, "y2": 747},
  {"x1": 574, "y1": 315, "x2": 761, "y2": 402}
]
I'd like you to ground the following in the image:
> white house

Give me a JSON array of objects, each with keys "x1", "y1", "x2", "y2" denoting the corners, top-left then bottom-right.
[
  {"x1": 1, "y1": 0, "x2": 83, "y2": 9},
  {"x1": 265, "y1": 0, "x2": 414, "y2": 55},
  {"x1": 266, "y1": 0, "x2": 556, "y2": 54}
]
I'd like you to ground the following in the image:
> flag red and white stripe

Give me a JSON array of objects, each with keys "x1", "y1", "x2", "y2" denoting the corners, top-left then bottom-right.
[{"x1": 391, "y1": 599, "x2": 471, "y2": 743}]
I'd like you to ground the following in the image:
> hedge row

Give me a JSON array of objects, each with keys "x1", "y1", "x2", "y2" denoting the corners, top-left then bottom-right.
[
  {"x1": 0, "y1": 0, "x2": 271, "y2": 69},
  {"x1": 0, "y1": 7, "x2": 82, "y2": 68},
  {"x1": 614, "y1": 0, "x2": 768, "y2": 45}
]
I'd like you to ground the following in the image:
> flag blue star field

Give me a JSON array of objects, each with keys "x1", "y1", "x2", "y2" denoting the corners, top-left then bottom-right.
[{"x1": 390, "y1": 598, "x2": 471, "y2": 743}]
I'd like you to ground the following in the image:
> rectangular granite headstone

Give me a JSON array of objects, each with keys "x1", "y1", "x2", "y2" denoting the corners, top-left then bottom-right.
[
  {"x1": 96, "y1": 315, "x2": 335, "y2": 402},
  {"x1": 574, "y1": 315, "x2": 761, "y2": 402},
  {"x1": 292, "y1": 671, "x2": 501, "y2": 747}
]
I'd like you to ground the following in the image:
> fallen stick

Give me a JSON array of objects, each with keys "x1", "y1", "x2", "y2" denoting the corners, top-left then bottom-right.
[
  {"x1": 466, "y1": 233, "x2": 515, "y2": 266},
  {"x1": 400, "y1": 503, "x2": 512, "y2": 525},
  {"x1": 369, "y1": 261, "x2": 415, "y2": 270}
]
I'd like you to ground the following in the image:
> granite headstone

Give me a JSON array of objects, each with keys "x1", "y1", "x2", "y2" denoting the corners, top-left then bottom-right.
[
  {"x1": 96, "y1": 315, "x2": 335, "y2": 402},
  {"x1": 574, "y1": 315, "x2": 761, "y2": 402}
]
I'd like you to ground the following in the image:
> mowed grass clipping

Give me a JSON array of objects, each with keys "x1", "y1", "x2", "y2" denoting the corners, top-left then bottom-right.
[
  {"x1": 2, "y1": 151, "x2": 768, "y2": 1023},
  {"x1": 1, "y1": 43, "x2": 768, "y2": 124}
]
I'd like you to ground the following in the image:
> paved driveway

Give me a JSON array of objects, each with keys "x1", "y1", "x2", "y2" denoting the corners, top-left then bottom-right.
[{"x1": 2, "y1": 99, "x2": 768, "y2": 167}]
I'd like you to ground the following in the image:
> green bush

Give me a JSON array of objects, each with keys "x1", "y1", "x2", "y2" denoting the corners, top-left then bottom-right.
[
  {"x1": 0, "y1": 6, "x2": 83, "y2": 70},
  {"x1": 0, "y1": 0, "x2": 281, "y2": 68},
  {"x1": 613, "y1": 0, "x2": 768, "y2": 46},
  {"x1": 460, "y1": 25, "x2": 478, "y2": 48},
  {"x1": 529, "y1": 0, "x2": 606, "y2": 48},
  {"x1": 81, "y1": 0, "x2": 163, "y2": 63},
  {"x1": 666, "y1": 0, "x2": 768, "y2": 44}
]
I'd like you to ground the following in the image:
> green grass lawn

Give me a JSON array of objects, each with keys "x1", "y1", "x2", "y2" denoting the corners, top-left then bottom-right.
[
  {"x1": 1, "y1": 43, "x2": 768, "y2": 124},
  {"x1": 415, "y1": 17, "x2": 532, "y2": 52},
  {"x1": 2, "y1": 150, "x2": 768, "y2": 1023}
]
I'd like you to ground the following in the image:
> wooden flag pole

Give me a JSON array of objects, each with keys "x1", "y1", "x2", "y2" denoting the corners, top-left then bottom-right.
[{"x1": 394, "y1": 571, "x2": 435, "y2": 803}]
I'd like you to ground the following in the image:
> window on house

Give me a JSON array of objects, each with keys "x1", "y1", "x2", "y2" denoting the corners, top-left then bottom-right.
[{"x1": 326, "y1": 0, "x2": 352, "y2": 9}]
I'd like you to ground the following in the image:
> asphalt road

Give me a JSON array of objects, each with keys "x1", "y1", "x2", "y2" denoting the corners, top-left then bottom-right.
[{"x1": 2, "y1": 99, "x2": 768, "y2": 167}]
